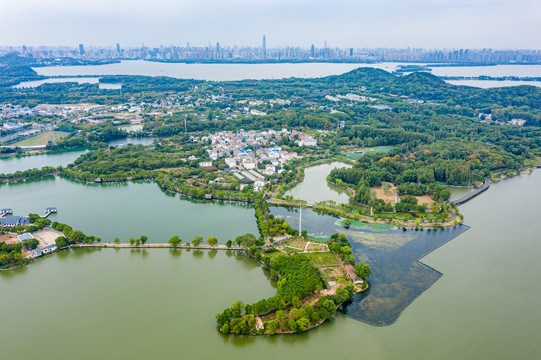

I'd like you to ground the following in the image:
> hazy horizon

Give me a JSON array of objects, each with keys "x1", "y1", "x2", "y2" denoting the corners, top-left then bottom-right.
[{"x1": 1, "y1": 0, "x2": 540, "y2": 49}]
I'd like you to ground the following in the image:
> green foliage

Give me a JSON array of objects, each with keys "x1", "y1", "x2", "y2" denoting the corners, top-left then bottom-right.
[
  {"x1": 55, "y1": 236, "x2": 69, "y2": 248},
  {"x1": 168, "y1": 235, "x2": 182, "y2": 247},
  {"x1": 207, "y1": 236, "x2": 217, "y2": 246},
  {"x1": 191, "y1": 236, "x2": 203, "y2": 246},
  {"x1": 21, "y1": 239, "x2": 39, "y2": 250},
  {"x1": 354, "y1": 263, "x2": 372, "y2": 279}
]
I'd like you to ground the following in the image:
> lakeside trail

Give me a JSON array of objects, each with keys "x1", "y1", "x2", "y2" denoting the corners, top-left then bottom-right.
[{"x1": 71, "y1": 243, "x2": 244, "y2": 250}]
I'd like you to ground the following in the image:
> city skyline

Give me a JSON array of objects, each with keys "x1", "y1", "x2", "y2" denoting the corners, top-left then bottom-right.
[{"x1": 1, "y1": 0, "x2": 540, "y2": 48}]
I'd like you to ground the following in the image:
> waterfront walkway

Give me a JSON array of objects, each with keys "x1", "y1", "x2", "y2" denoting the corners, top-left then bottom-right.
[
  {"x1": 71, "y1": 243, "x2": 244, "y2": 250},
  {"x1": 453, "y1": 178, "x2": 491, "y2": 206}
]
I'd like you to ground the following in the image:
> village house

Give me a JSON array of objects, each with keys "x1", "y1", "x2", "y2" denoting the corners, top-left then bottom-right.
[
  {"x1": 199, "y1": 161, "x2": 213, "y2": 168},
  {"x1": 31, "y1": 244, "x2": 58, "y2": 257},
  {"x1": 224, "y1": 158, "x2": 237, "y2": 168},
  {"x1": 0, "y1": 216, "x2": 30, "y2": 228},
  {"x1": 265, "y1": 165, "x2": 276, "y2": 176}
]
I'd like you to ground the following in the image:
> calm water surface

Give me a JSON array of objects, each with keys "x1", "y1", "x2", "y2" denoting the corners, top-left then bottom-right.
[
  {"x1": 12, "y1": 77, "x2": 121, "y2": 89},
  {"x1": 0, "y1": 171, "x2": 539, "y2": 359},
  {"x1": 446, "y1": 79, "x2": 541, "y2": 88},
  {"x1": 32, "y1": 60, "x2": 406, "y2": 80},
  {"x1": 0, "y1": 177, "x2": 258, "y2": 243},
  {"x1": 33, "y1": 60, "x2": 541, "y2": 83},
  {"x1": 0, "y1": 148, "x2": 88, "y2": 173},
  {"x1": 285, "y1": 162, "x2": 351, "y2": 204}
]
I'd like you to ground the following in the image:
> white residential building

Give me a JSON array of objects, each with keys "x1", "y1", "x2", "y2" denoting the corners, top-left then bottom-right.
[
  {"x1": 265, "y1": 165, "x2": 276, "y2": 176},
  {"x1": 224, "y1": 158, "x2": 237, "y2": 168}
]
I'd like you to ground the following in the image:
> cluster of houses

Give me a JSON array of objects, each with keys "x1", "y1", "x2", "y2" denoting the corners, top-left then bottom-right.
[
  {"x1": 325, "y1": 93, "x2": 376, "y2": 103},
  {"x1": 478, "y1": 113, "x2": 527, "y2": 126},
  {"x1": 1, "y1": 208, "x2": 60, "y2": 258},
  {"x1": 0, "y1": 103, "x2": 99, "y2": 122},
  {"x1": 194, "y1": 129, "x2": 319, "y2": 191},
  {"x1": 15, "y1": 233, "x2": 58, "y2": 257}
]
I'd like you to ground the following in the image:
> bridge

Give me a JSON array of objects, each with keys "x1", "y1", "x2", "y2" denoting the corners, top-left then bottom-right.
[{"x1": 453, "y1": 178, "x2": 491, "y2": 206}]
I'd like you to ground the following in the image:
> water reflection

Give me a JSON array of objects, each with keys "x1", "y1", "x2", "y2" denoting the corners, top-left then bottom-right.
[{"x1": 271, "y1": 206, "x2": 469, "y2": 325}]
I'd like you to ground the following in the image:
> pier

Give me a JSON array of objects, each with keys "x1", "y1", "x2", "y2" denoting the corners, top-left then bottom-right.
[
  {"x1": 0, "y1": 208, "x2": 13, "y2": 217},
  {"x1": 453, "y1": 178, "x2": 491, "y2": 206},
  {"x1": 42, "y1": 207, "x2": 57, "y2": 218}
]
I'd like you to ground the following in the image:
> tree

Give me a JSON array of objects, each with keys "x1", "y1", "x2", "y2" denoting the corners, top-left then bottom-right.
[
  {"x1": 297, "y1": 317, "x2": 310, "y2": 331},
  {"x1": 287, "y1": 319, "x2": 297, "y2": 332},
  {"x1": 207, "y1": 236, "x2": 217, "y2": 246},
  {"x1": 55, "y1": 236, "x2": 69, "y2": 248},
  {"x1": 113, "y1": 237, "x2": 120, "y2": 243},
  {"x1": 168, "y1": 235, "x2": 181, "y2": 247},
  {"x1": 266, "y1": 320, "x2": 279, "y2": 335},
  {"x1": 192, "y1": 236, "x2": 203, "y2": 246},
  {"x1": 225, "y1": 240, "x2": 232, "y2": 248},
  {"x1": 140, "y1": 235, "x2": 148, "y2": 245},
  {"x1": 354, "y1": 263, "x2": 372, "y2": 279}
]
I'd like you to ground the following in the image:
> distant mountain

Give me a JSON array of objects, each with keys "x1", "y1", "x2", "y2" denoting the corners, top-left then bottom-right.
[{"x1": 0, "y1": 53, "x2": 35, "y2": 67}]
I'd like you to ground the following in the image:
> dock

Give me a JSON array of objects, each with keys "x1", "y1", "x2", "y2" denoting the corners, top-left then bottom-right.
[
  {"x1": 41, "y1": 207, "x2": 57, "y2": 218},
  {"x1": 0, "y1": 208, "x2": 13, "y2": 217},
  {"x1": 453, "y1": 178, "x2": 491, "y2": 206}
]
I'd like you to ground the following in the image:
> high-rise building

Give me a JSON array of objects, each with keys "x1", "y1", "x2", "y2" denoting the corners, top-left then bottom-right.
[
  {"x1": 116, "y1": 43, "x2": 120, "y2": 53},
  {"x1": 216, "y1": 42, "x2": 220, "y2": 58},
  {"x1": 311, "y1": 44, "x2": 315, "y2": 58},
  {"x1": 262, "y1": 35, "x2": 266, "y2": 58},
  {"x1": 79, "y1": 44, "x2": 85, "y2": 56}
]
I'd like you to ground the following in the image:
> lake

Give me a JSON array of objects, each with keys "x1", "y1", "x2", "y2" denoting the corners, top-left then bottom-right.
[
  {"x1": 12, "y1": 77, "x2": 122, "y2": 89},
  {"x1": 0, "y1": 167, "x2": 541, "y2": 359},
  {"x1": 446, "y1": 79, "x2": 541, "y2": 88},
  {"x1": 32, "y1": 60, "x2": 541, "y2": 84},
  {"x1": 0, "y1": 148, "x2": 88, "y2": 174},
  {"x1": 0, "y1": 176, "x2": 258, "y2": 243},
  {"x1": 285, "y1": 162, "x2": 351, "y2": 204},
  {"x1": 0, "y1": 169, "x2": 540, "y2": 358}
]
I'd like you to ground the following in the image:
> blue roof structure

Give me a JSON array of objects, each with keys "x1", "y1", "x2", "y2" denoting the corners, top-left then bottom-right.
[{"x1": 0, "y1": 216, "x2": 30, "y2": 227}]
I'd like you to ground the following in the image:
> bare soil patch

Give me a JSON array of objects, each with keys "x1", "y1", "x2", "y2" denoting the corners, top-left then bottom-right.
[
  {"x1": 372, "y1": 182, "x2": 397, "y2": 205},
  {"x1": 415, "y1": 195, "x2": 434, "y2": 208},
  {"x1": 0, "y1": 234, "x2": 18, "y2": 244},
  {"x1": 33, "y1": 228, "x2": 64, "y2": 247}
]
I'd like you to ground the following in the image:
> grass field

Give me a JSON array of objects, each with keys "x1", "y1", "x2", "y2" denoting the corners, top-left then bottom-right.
[
  {"x1": 14, "y1": 131, "x2": 70, "y2": 146},
  {"x1": 302, "y1": 252, "x2": 340, "y2": 268}
]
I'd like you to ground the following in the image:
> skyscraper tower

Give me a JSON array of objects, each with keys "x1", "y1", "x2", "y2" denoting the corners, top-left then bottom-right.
[
  {"x1": 116, "y1": 43, "x2": 120, "y2": 53},
  {"x1": 262, "y1": 35, "x2": 267, "y2": 59},
  {"x1": 79, "y1": 44, "x2": 85, "y2": 56},
  {"x1": 216, "y1": 42, "x2": 220, "y2": 59}
]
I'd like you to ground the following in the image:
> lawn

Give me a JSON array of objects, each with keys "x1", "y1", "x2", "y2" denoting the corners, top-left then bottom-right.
[
  {"x1": 345, "y1": 146, "x2": 394, "y2": 159},
  {"x1": 14, "y1": 131, "x2": 70, "y2": 146},
  {"x1": 302, "y1": 252, "x2": 340, "y2": 268}
]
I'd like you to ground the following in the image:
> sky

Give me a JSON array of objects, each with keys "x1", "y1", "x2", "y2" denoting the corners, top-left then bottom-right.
[{"x1": 1, "y1": 0, "x2": 540, "y2": 49}]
